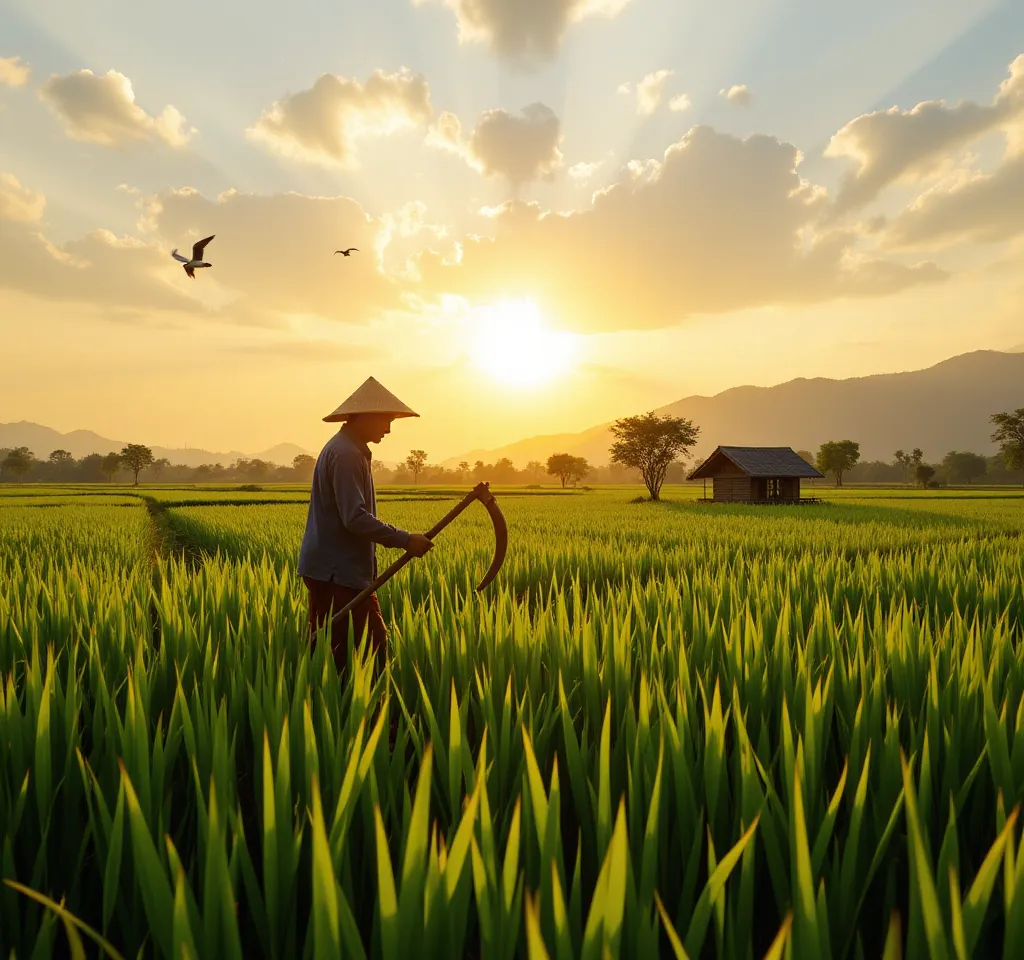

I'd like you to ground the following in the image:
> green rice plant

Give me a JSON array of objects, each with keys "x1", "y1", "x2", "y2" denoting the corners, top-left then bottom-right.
[{"x1": 0, "y1": 491, "x2": 1023, "y2": 957}]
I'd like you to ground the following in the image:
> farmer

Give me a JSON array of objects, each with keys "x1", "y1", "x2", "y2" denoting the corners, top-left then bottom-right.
[{"x1": 298, "y1": 376, "x2": 433, "y2": 671}]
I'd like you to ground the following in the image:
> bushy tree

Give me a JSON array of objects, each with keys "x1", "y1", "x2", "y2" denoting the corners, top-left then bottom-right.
[
  {"x1": 916, "y1": 463, "x2": 936, "y2": 487},
  {"x1": 942, "y1": 450, "x2": 988, "y2": 485},
  {"x1": 101, "y1": 452, "x2": 122, "y2": 482},
  {"x1": 292, "y1": 454, "x2": 316, "y2": 482},
  {"x1": 609, "y1": 412, "x2": 700, "y2": 501},
  {"x1": 2, "y1": 447, "x2": 34, "y2": 479},
  {"x1": 816, "y1": 440, "x2": 860, "y2": 487},
  {"x1": 991, "y1": 409, "x2": 1024, "y2": 471},
  {"x1": 568, "y1": 456, "x2": 590, "y2": 488},
  {"x1": 546, "y1": 453, "x2": 576, "y2": 488},
  {"x1": 406, "y1": 450, "x2": 428, "y2": 483},
  {"x1": 120, "y1": 444, "x2": 155, "y2": 486}
]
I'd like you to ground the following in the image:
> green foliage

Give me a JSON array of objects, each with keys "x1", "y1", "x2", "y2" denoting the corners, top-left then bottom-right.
[
  {"x1": 816, "y1": 441, "x2": 861, "y2": 487},
  {"x1": 609, "y1": 413, "x2": 699, "y2": 501},
  {"x1": 942, "y1": 451, "x2": 988, "y2": 485},
  {"x1": 2, "y1": 447, "x2": 35, "y2": 479},
  {"x1": 406, "y1": 450, "x2": 428, "y2": 483},
  {"x1": 545, "y1": 454, "x2": 589, "y2": 489},
  {"x1": 119, "y1": 445, "x2": 155, "y2": 486},
  {"x1": 0, "y1": 489, "x2": 1023, "y2": 958},
  {"x1": 991, "y1": 409, "x2": 1024, "y2": 471}
]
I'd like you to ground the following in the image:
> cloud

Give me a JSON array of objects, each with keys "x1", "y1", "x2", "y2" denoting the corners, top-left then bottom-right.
[
  {"x1": 428, "y1": 103, "x2": 563, "y2": 185},
  {"x1": 568, "y1": 160, "x2": 604, "y2": 182},
  {"x1": 886, "y1": 152, "x2": 1024, "y2": 248},
  {"x1": 0, "y1": 56, "x2": 30, "y2": 87},
  {"x1": 413, "y1": 0, "x2": 633, "y2": 63},
  {"x1": 415, "y1": 125, "x2": 944, "y2": 333},
  {"x1": 721, "y1": 84, "x2": 752, "y2": 106},
  {"x1": 825, "y1": 54, "x2": 1024, "y2": 216},
  {"x1": 39, "y1": 69, "x2": 194, "y2": 147},
  {"x1": 668, "y1": 93, "x2": 691, "y2": 113},
  {"x1": 0, "y1": 222, "x2": 204, "y2": 315},
  {"x1": 0, "y1": 173, "x2": 416, "y2": 327},
  {"x1": 248, "y1": 68, "x2": 432, "y2": 168},
  {"x1": 145, "y1": 187, "x2": 404, "y2": 322},
  {"x1": 0, "y1": 172, "x2": 46, "y2": 222},
  {"x1": 636, "y1": 70, "x2": 674, "y2": 115}
]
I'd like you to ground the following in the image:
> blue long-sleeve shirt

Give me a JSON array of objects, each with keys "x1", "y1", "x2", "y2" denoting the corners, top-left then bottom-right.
[{"x1": 297, "y1": 427, "x2": 410, "y2": 589}]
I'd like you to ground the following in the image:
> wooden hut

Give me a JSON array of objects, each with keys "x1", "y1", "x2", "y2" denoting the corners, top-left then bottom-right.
[{"x1": 687, "y1": 446, "x2": 824, "y2": 504}]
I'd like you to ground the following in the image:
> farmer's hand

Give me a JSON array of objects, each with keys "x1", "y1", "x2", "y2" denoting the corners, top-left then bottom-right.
[{"x1": 406, "y1": 533, "x2": 434, "y2": 557}]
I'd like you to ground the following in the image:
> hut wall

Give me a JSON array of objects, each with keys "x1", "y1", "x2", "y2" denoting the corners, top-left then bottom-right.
[
  {"x1": 782, "y1": 478, "x2": 801, "y2": 500},
  {"x1": 713, "y1": 477, "x2": 753, "y2": 502}
]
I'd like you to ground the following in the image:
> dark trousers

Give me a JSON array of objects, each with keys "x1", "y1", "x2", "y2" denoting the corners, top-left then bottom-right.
[{"x1": 303, "y1": 576, "x2": 389, "y2": 671}]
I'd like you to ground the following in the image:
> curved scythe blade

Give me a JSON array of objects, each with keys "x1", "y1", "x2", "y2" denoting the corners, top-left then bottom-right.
[{"x1": 475, "y1": 486, "x2": 508, "y2": 591}]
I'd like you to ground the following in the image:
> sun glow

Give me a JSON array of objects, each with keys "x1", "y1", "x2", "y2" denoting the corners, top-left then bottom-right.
[{"x1": 468, "y1": 300, "x2": 577, "y2": 387}]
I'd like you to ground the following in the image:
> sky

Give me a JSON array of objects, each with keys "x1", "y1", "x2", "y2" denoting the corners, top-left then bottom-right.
[{"x1": 1, "y1": 0, "x2": 1023, "y2": 463}]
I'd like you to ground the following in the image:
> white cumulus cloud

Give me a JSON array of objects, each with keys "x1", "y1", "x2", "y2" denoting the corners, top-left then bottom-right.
[{"x1": 39, "y1": 69, "x2": 194, "y2": 147}]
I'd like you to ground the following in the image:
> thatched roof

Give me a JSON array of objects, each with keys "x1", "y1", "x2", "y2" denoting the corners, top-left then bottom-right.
[{"x1": 687, "y1": 446, "x2": 824, "y2": 480}]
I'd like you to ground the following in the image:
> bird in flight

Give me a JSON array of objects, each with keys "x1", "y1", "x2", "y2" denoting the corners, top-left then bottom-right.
[
  {"x1": 171, "y1": 235, "x2": 216, "y2": 278},
  {"x1": 334, "y1": 248, "x2": 359, "y2": 256}
]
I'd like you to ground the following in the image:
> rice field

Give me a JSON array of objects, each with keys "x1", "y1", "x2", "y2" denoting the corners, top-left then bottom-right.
[{"x1": 1, "y1": 484, "x2": 1023, "y2": 959}]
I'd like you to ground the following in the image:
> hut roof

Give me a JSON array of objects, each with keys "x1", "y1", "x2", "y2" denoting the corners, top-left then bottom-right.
[{"x1": 687, "y1": 446, "x2": 825, "y2": 480}]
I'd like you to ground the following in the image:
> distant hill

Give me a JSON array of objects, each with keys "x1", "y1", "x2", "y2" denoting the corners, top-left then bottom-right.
[
  {"x1": 445, "y1": 350, "x2": 1024, "y2": 467},
  {"x1": 0, "y1": 422, "x2": 314, "y2": 468}
]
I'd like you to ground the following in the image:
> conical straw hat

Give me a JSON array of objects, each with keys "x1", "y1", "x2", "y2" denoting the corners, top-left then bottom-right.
[{"x1": 322, "y1": 377, "x2": 419, "y2": 422}]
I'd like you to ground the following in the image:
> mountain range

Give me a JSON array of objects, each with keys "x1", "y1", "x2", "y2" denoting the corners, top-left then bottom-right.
[
  {"x1": 0, "y1": 422, "x2": 314, "y2": 469},
  {"x1": 444, "y1": 350, "x2": 1024, "y2": 468},
  {"x1": 5, "y1": 350, "x2": 1022, "y2": 470}
]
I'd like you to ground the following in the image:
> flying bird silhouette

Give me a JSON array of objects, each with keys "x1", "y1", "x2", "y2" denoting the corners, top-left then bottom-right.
[
  {"x1": 334, "y1": 248, "x2": 359, "y2": 256},
  {"x1": 171, "y1": 235, "x2": 216, "y2": 278}
]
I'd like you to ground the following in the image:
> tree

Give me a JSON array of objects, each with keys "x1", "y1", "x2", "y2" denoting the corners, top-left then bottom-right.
[
  {"x1": 2, "y1": 447, "x2": 34, "y2": 480},
  {"x1": 151, "y1": 457, "x2": 172, "y2": 480},
  {"x1": 568, "y1": 456, "x2": 590, "y2": 488},
  {"x1": 526, "y1": 460, "x2": 544, "y2": 482},
  {"x1": 942, "y1": 450, "x2": 988, "y2": 485},
  {"x1": 493, "y1": 457, "x2": 517, "y2": 483},
  {"x1": 292, "y1": 454, "x2": 316, "y2": 481},
  {"x1": 120, "y1": 444, "x2": 155, "y2": 486},
  {"x1": 47, "y1": 448, "x2": 74, "y2": 479},
  {"x1": 816, "y1": 440, "x2": 860, "y2": 487},
  {"x1": 893, "y1": 449, "x2": 910, "y2": 485},
  {"x1": 911, "y1": 448, "x2": 923, "y2": 468},
  {"x1": 546, "y1": 453, "x2": 575, "y2": 488},
  {"x1": 609, "y1": 412, "x2": 700, "y2": 501},
  {"x1": 991, "y1": 408, "x2": 1024, "y2": 472},
  {"x1": 406, "y1": 450, "x2": 428, "y2": 483},
  {"x1": 916, "y1": 463, "x2": 935, "y2": 487},
  {"x1": 458, "y1": 461, "x2": 470, "y2": 480},
  {"x1": 101, "y1": 452, "x2": 122, "y2": 482}
]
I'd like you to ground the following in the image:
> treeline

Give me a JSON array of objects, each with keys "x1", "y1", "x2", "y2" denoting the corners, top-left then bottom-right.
[
  {"x1": 798, "y1": 414, "x2": 1024, "y2": 488},
  {"x1": 372, "y1": 456, "x2": 653, "y2": 486},
  {"x1": 0, "y1": 446, "x2": 318, "y2": 485},
  {"x1": 843, "y1": 453, "x2": 1024, "y2": 486}
]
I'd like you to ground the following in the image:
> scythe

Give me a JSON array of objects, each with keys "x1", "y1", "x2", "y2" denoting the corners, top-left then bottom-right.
[{"x1": 329, "y1": 481, "x2": 507, "y2": 628}]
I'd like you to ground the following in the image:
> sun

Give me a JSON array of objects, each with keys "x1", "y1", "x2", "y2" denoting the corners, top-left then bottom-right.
[{"x1": 468, "y1": 299, "x2": 577, "y2": 388}]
